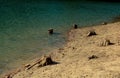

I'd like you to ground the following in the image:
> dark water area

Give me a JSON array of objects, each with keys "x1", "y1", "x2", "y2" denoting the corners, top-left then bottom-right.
[{"x1": 0, "y1": 0, "x2": 120, "y2": 75}]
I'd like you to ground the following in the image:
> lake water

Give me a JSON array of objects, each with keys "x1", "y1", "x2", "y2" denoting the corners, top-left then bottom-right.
[{"x1": 0, "y1": 0, "x2": 120, "y2": 75}]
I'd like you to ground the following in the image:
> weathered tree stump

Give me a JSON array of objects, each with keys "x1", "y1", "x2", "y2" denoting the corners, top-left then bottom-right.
[
  {"x1": 26, "y1": 56, "x2": 54, "y2": 70},
  {"x1": 99, "y1": 39, "x2": 111, "y2": 46},
  {"x1": 116, "y1": 37, "x2": 120, "y2": 45},
  {"x1": 73, "y1": 24, "x2": 78, "y2": 29},
  {"x1": 38, "y1": 56, "x2": 54, "y2": 67},
  {"x1": 48, "y1": 28, "x2": 53, "y2": 34},
  {"x1": 102, "y1": 22, "x2": 107, "y2": 25},
  {"x1": 87, "y1": 31, "x2": 97, "y2": 37}
]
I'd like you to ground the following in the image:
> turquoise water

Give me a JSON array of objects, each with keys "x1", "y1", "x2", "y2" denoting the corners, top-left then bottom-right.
[{"x1": 0, "y1": 0, "x2": 120, "y2": 74}]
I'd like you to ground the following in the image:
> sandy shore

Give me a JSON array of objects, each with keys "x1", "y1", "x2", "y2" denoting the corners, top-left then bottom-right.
[{"x1": 3, "y1": 22, "x2": 120, "y2": 78}]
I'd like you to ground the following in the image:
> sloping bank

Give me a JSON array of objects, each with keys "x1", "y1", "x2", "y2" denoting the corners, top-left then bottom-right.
[{"x1": 3, "y1": 22, "x2": 120, "y2": 78}]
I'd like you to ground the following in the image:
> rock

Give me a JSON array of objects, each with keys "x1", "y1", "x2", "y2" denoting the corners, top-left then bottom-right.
[
  {"x1": 87, "y1": 31, "x2": 97, "y2": 37},
  {"x1": 48, "y1": 28, "x2": 53, "y2": 34},
  {"x1": 73, "y1": 24, "x2": 78, "y2": 29},
  {"x1": 88, "y1": 55, "x2": 98, "y2": 60}
]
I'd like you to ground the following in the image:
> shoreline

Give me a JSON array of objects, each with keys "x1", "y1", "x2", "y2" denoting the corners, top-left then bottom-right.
[{"x1": 2, "y1": 18, "x2": 120, "y2": 78}]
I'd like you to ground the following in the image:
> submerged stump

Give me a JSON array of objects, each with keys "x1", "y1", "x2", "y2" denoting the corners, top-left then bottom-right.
[
  {"x1": 102, "y1": 22, "x2": 107, "y2": 25},
  {"x1": 48, "y1": 28, "x2": 53, "y2": 34},
  {"x1": 73, "y1": 24, "x2": 78, "y2": 29}
]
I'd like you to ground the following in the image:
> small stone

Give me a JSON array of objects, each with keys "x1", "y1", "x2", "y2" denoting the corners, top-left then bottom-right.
[{"x1": 88, "y1": 55, "x2": 98, "y2": 60}]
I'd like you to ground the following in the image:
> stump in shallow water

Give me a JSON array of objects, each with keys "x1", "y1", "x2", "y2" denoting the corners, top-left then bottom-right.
[
  {"x1": 48, "y1": 28, "x2": 53, "y2": 34},
  {"x1": 73, "y1": 24, "x2": 78, "y2": 29},
  {"x1": 87, "y1": 31, "x2": 97, "y2": 37},
  {"x1": 102, "y1": 22, "x2": 107, "y2": 25}
]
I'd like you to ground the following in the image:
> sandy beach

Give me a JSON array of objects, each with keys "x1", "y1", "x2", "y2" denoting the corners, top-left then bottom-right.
[{"x1": 3, "y1": 22, "x2": 120, "y2": 78}]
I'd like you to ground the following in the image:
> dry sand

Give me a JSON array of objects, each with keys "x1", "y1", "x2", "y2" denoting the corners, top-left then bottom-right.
[{"x1": 3, "y1": 22, "x2": 120, "y2": 78}]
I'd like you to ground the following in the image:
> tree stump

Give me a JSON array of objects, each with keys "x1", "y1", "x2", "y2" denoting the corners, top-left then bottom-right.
[
  {"x1": 73, "y1": 24, "x2": 78, "y2": 29},
  {"x1": 26, "y1": 56, "x2": 54, "y2": 70},
  {"x1": 87, "y1": 31, "x2": 97, "y2": 37},
  {"x1": 102, "y1": 22, "x2": 107, "y2": 25},
  {"x1": 48, "y1": 28, "x2": 53, "y2": 34},
  {"x1": 99, "y1": 39, "x2": 111, "y2": 46},
  {"x1": 38, "y1": 56, "x2": 54, "y2": 67}
]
